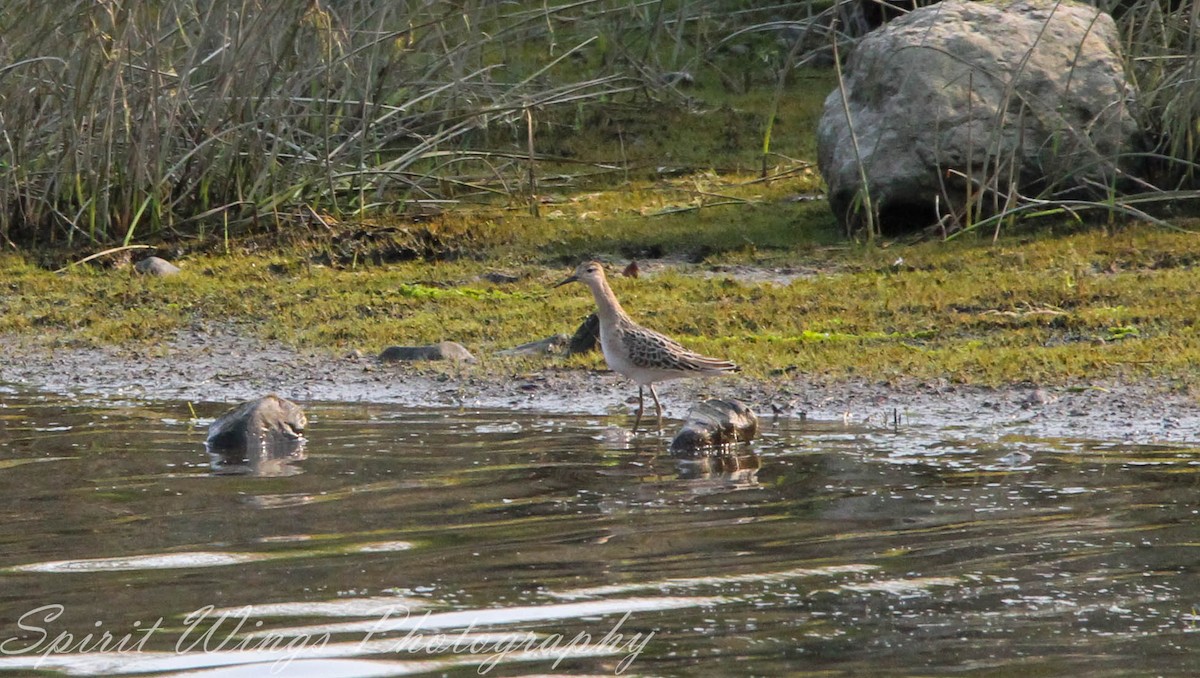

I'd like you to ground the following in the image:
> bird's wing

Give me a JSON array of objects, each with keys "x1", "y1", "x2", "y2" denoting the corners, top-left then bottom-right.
[{"x1": 622, "y1": 324, "x2": 738, "y2": 373}]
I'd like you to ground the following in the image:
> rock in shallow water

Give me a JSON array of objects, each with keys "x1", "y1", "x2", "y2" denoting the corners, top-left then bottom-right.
[
  {"x1": 670, "y1": 399, "x2": 758, "y2": 456},
  {"x1": 205, "y1": 395, "x2": 307, "y2": 476},
  {"x1": 206, "y1": 395, "x2": 306, "y2": 447}
]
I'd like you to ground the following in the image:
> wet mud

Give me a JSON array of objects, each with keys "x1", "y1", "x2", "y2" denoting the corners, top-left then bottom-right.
[{"x1": 0, "y1": 325, "x2": 1196, "y2": 443}]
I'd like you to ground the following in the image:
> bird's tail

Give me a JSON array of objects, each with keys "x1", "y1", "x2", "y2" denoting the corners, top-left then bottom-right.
[{"x1": 688, "y1": 356, "x2": 739, "y2": 374}]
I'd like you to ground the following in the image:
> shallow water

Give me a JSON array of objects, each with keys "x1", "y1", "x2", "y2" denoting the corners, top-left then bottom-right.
[{"x1": 0, "y1": 387, "x2": 1198, "y2": 677}]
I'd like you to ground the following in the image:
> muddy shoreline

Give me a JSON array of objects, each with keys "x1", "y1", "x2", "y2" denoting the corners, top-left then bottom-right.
[{"x1": 1, "y1": 325, "x2": 1197, "y2": 443}]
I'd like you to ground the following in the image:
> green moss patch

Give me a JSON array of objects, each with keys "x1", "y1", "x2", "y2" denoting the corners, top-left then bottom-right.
[{"x1": 4, "y1": 222, "x2": 1200, "y2": 388}]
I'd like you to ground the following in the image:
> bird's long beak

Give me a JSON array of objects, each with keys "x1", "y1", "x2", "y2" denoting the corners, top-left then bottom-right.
[{"x1": 553, "y1": 274, "x2": 578, "y2": 288}]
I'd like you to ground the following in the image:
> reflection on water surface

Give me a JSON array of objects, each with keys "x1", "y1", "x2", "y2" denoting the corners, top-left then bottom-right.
[{"x1": 0, "y1": 389, "x2": 1198, "y2": 676}]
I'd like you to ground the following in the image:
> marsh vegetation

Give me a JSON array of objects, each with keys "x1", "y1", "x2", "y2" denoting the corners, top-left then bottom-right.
[{"x1": 1, "y1": 0, "x2": 1198, "y2": 389}]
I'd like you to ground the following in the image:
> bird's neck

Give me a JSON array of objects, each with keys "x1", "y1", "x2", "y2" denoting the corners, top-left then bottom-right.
[{"x1": 586, "y1": 277, "x2": 627, "y2": 326}]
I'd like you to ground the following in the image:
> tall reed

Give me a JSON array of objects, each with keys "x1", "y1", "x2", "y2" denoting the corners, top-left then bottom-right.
[
  {"x1": 1114, "y1": 0, "x2": 1200, "y2": 189},
  {"x1": 0, "y1": 0, "x2": 642, "y2": 246}
]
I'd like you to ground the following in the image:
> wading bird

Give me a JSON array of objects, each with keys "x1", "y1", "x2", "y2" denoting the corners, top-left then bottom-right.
[{"x1": 554, "y1": 261, "x2": 739, "y2": 431}]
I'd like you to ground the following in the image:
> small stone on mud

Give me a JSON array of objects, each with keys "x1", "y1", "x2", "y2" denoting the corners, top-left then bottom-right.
[
  {"x1": 481, "y1": 271, "x2": 520, "y2": 285},
  {"x1": 134, "y1": 256, "x2": 181, "y2": 277},
  {"x1": 1021, "y1": 388, "x2": 1053, "y2": 406},
  {"x1": 379, "y1": 341, "x2": 476, "y2": 363}
]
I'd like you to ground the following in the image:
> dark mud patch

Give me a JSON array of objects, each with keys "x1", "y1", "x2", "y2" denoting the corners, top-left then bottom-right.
[{"x1": 0, "y1": 325, "x2": 1197, "y2": 443}]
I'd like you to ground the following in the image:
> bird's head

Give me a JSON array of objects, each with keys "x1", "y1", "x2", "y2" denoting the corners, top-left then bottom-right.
[{"x1": 553, "y1": 260, "x2": 606, "y2": 288}]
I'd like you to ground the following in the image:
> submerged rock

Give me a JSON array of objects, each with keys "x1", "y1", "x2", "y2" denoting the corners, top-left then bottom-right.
[
  {"x1": 379, "y1": 341, "x2": 476, "y2": 363},
  {"x1": 205, "y1": 395, "x2": 307, "y2": 476},
  {"x1": 670, "y1": 399, "x2": 759, "y2": 455},
  {"x1": 134, "y1": 256, "x2": 181, "y2": 277}
]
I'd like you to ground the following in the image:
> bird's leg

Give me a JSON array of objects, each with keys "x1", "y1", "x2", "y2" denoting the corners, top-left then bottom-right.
[
  {"x1": 631, "y1": 386, "x2": 645, "y2": 432},
  {"x1": 649, "y1": 384, "x2": 664, "y2": 430}
]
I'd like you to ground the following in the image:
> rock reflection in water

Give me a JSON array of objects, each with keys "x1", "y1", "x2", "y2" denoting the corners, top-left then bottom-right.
[
  {"x1": 675, "y1": 452, "x2": 761, "y2": 490},
  {"x1": 207, "y1": 437, "x2": 307, "y2": 476}
]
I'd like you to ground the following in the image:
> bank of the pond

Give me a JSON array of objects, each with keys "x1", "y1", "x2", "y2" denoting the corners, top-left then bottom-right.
[{"x1": 1, "y1": 324, "x2": 1196, "y2": 444}]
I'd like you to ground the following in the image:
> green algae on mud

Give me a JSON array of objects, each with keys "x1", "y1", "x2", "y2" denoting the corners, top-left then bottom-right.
[{"x1": 3, "y1": 219, "x2": 1200, "y2": 390}]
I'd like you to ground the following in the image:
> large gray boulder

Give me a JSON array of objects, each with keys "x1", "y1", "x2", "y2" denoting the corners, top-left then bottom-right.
[{"x1": 817, "y1": 0, "x2": 1141, "y2": 233}]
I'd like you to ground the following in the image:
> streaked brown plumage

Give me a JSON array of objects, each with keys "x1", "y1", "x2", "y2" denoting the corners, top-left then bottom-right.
[{"x1": 554, "y1": 260, "x2": 738, "y2": 431}]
